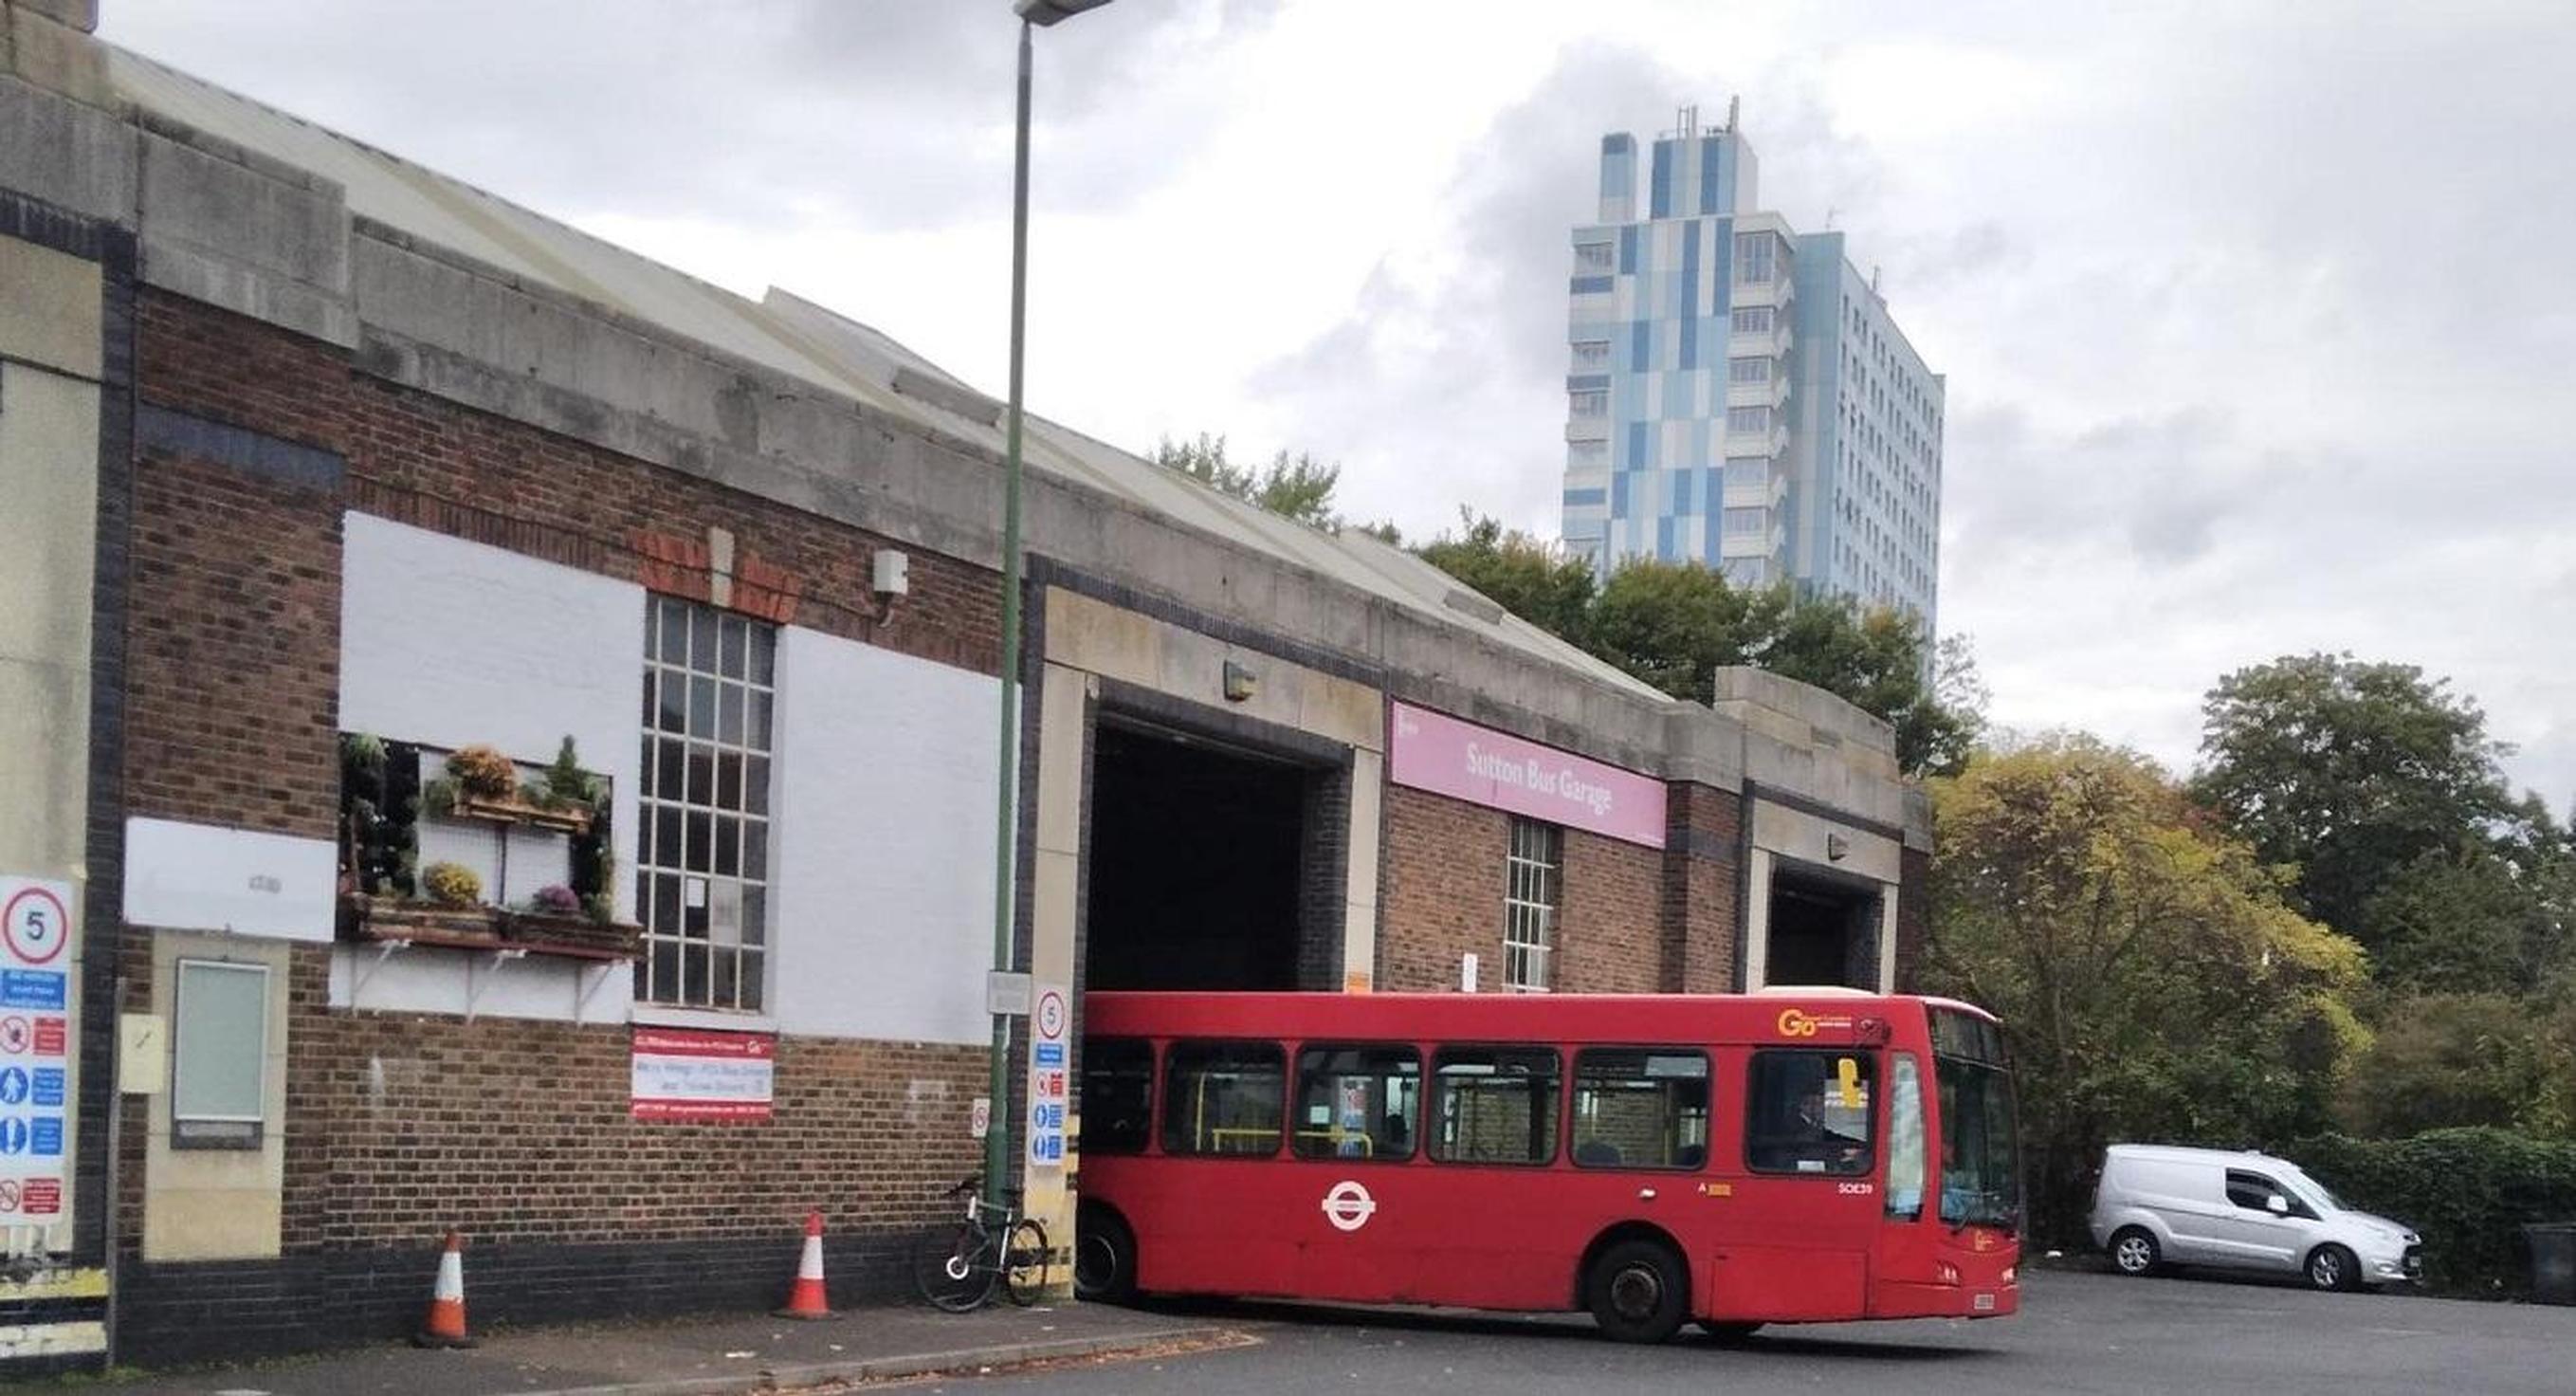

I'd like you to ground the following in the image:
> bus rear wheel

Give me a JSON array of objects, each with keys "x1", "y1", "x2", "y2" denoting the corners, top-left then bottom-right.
[
  {"x1": 1587, "y1": 1239, "x2": 1688, "y2": 1344},
  {"x1": 1074, "y1": 1204, "x2": 1137, "y2": 1302}
]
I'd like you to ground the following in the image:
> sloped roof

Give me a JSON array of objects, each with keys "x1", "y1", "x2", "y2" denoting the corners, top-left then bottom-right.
[{"x1": 106, "y1": 46, "x2": 1671, "y2": 706}]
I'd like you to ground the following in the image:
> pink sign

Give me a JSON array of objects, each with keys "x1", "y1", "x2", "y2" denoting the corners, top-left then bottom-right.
[{"x1": 1388, "y1": 702, "x2": 1667, "y2": 849}]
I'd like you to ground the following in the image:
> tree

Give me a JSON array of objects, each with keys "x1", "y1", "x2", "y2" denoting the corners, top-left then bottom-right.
[
  {"x1": 1585, "y1": 558, "x2": 1765, "y2": 699},
  {"x1": 1924, "y1": 738, "x2": 2368, "y2": 1243},
  {"x1": 1413, "y1": 511, "x2": 1598, "y2": 643},
  {"x1": 2191, "y1": 653, "x2": 2515, "y2": 939},
  {"x1": 1152, "y1": 432, "x2": 1343, "y2": 529},
  {"x1": 2335, "y1": 992, "x2": 2575, "y2": 1139}
]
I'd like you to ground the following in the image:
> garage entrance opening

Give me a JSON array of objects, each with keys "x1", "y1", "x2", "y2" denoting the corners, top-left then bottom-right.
[
  {"x1": 1765, "y1": 872, "x2": 1881, "y2": 990},
  {"x1": 1084, "y1": 719, "x2": 1336, "y2": 991}
]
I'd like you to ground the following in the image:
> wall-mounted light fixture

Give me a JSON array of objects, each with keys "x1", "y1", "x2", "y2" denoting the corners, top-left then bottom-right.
[
  {"x1": 1826, "y1": 832, "x2": 1850, "y2": 862},
  {"x1": 1222, "y1": 660, "x2": 1257, "y2": 703}
]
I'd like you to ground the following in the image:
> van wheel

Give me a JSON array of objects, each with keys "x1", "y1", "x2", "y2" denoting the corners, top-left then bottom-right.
[
  {"x1": 2305, "y1": 1243, "x2": 2359, "y2": 1293},
  {"x1": 1587, "y1": 1239, "x2": 1689, "y2": 1344},
  {"x1": 1073, "y1": 1205, "x2": 1136, "y2": 1302},
  {"x1": 2110, "y1": 1227, "x2": 2161, "y2": 1277}
]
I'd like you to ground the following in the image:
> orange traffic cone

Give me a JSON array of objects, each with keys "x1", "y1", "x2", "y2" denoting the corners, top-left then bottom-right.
[
  {"x1": 776, "y1": 1210, "x2": 834, "y2": 1319},
  {"x1": 413, "y1": 1230, "x2": 475, "y2": 1348}
]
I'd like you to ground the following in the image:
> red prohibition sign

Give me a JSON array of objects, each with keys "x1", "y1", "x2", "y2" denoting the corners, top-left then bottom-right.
[
  {"x1": 0, "y1": 1018, "x2": 26, "y2": 1055},
  {"x1": 2, "y1": 888, "x2": 69, "y2": 966},
  {"x1": 0, "y1": 1180, "x2": 20, "y2": 1213}
]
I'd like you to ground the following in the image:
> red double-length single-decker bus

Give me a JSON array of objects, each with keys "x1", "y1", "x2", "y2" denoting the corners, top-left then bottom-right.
[{"x1": 1072, "y1": 989, "x2": 2019, "y2": 1343}]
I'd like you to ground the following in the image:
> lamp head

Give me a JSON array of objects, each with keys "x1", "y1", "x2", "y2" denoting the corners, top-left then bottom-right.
[{"x1": 1014, "y1": 0, "x2": 1112, "y2": 26}]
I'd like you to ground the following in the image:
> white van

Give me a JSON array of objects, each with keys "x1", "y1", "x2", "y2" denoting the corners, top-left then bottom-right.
[{"x1": 2088, "y1": 1144, "x2": 2421, "y2": 1291}]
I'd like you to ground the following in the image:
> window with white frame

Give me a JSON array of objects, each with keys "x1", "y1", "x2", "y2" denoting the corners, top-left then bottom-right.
[
  {"x1": 637, "y1": 596, "x2": 776, "y2": 1011},
  {"x1": 1569, "y1": 390, "x2": 1609, "y2": 419},
  {"x1": 1574, "y1": 241, "x2": 1615, "y2": 272},
  {"x1": 1571, "y1": 339, "x2": 1612, "y2": 370},
  {"x1": 1733, "y1": 232, "x2": 1776, "y2": 285},
  {"x1": 1730, "y1": 304, "x2": 1774, "y2": 335},
  {"x1": 1568, "y1": 438, "x2": 1609, "y2": 466},
  {"x1": 1724, "y1": 456, "x2": 1769, "y2": 491},
  {"x1": 173, "y1": 959, "x2": 267, "y2": 1148},
  {"x1": 1728, "y1": 357, "x2": 1773, "y2": 385},
  {"x1": 1726, "y1": 405, "x2": 1771, "y2": 435},
  {"x1": 1723, "y1": 506, "x2": 1769, "y2": 538},
  {"x1": 1504, "y1": 817, "x2": 1562, "y2": 991}
]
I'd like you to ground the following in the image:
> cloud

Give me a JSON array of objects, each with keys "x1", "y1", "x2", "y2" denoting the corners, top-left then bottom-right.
[{"x1": 98, "y1": 0, "x2": 2576, "y2": 804}]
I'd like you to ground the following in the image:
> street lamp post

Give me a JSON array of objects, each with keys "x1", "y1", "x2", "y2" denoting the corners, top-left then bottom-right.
[{"x1": 986, "y1": 0, "x2": 1110, "y2": 1206}]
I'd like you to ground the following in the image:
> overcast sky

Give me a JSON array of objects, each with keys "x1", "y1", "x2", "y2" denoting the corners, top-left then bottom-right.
[{"x1": 103, "y1": 0, "x2": 2576, "y2": 806}]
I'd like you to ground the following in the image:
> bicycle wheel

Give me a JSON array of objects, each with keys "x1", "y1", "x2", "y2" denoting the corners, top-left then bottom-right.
[
  {"x1": 1003, "y1": 1217, "x2": 1052, "y2": 1307},
  {"x1": 912, "y1": 1220, "x2": 998, "y2": 1312}
]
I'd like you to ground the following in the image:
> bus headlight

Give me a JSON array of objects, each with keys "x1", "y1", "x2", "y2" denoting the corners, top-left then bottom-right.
[{"x1": 2001, "y1": 1266, "x2": 2017, "y2": 1285}]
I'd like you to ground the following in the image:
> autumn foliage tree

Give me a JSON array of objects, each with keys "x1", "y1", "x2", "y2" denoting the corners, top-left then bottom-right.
[{"x1": 1923, "y1": 738, "x2": 2368, "y2": 1243}]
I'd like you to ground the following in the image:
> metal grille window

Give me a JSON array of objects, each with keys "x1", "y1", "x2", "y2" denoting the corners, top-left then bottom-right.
[
  {"x1": 1504, "y1": 817, "x2": 1562, "y2": 991},
  {"x1": 636, "y1": 597, "x2": 776, "y2": 1010}
]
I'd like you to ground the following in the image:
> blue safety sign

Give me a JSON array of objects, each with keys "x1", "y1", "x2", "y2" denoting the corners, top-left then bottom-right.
[
  {"x1": 1033, "y1": 1041, "x2": 1065, "y2": 1068},
  {"x1": 31, "y1": 1068, "x2": 63, "y2": 1109},
  {"x1": 0, "y1": 1068, "x2": 25, "y2": 1106},
  {"x1": 0, "y1": 971, "x2": 64, "y2": 1011}
]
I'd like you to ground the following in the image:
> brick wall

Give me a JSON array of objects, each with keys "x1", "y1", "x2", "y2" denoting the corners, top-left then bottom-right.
[
  {"x1": 137, "y1": 294, "x2": 1001, "y2": 677},
  {"x1": 1553, "y1": 827, "x2": 1662, "y2": 993},
  {"x1": 1663, "y1": 783, "x2": 1744, "y2": 993},
  {"x1": 112, "y1": 292, "x2": 1012, "y2": 1362},
  {"x1": 1895, "y1": 845, "x2": 1930, "y2": 991},
  {"x1": 1377, "y1": 785, "x2": 1507, "y2": 992},
  {"x1": 1377, "y1": 784, "x2": 1677, "y2": 995}
]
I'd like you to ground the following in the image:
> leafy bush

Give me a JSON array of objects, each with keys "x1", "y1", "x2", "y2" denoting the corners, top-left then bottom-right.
[
  {"x1": 2288, "y1": 1128, "x2": 2576, "y2": 1294},
  {"x1": 421, "y1": 861, "x2": 484, "y2": 908}
]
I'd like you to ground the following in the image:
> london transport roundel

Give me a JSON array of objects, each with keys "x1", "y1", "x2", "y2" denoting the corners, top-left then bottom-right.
[{"x1": 1320, "y1": 1180, "x2": 1377, "y2": 1232}]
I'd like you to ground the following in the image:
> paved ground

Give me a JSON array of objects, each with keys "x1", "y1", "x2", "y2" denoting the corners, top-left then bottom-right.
[
  {"x1": 66, "y1": 1300, "x2": 1227, "y2": 1396},
  {"x1": 46, "y1": 1268, "x2": 2573, "y2": 1394},
  {"x1": 949, "y1": 1269, "x2": 2576, "y2": 1396}
]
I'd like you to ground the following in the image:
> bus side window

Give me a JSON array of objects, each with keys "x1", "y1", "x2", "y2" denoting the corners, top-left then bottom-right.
[
  {"x1": 1161, "y1": 1040, "x2": 1286, "y2": 1157},
  {"x1": 1571, "y1": 1048, "x2": 1709, "y2": 1170},
  {"x1": 1080, "y1": 1038, "x2": 1156, "y2": 1156},
  {"x1": 1292, "y1": 1044, "x2": 1421, "y2": 1161},
  {"x1": 1428, "y1": 1046, "x2": 1561, "y2": 1166}
]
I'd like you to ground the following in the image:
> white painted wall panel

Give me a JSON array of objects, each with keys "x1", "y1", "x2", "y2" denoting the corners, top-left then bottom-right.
[
  {"x1": 123, "y1": 818, "x2": 337, "y2": 942},
  {"x1": 338, "y1": 513, "x2": 644, "y2": 920},
  {"x1": 771, "y1": 628, "x2": 998, "y2": 1045}
]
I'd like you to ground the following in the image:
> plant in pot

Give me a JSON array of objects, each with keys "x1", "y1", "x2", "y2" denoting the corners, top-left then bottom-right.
[{"x1": 421, "y1": 861, "x2": 484, "y2": 908}]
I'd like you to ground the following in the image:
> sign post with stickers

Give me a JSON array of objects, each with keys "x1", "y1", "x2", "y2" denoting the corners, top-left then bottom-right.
[
  {"x1": 0, "y1": 877, "x2": 75, "y2": 1228},
  {"x1": 1025, "y1": 983, "x2": 1069, "y2": 1172}
]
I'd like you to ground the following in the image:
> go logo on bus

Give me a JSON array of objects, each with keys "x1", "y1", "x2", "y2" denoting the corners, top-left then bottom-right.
[
  {"x1": 1775, "y1": 1008, "x2": 1853, "y2": 1038},
  {"x1": 1320, "y1": 1180, "x2": 1377, "y2": 1233}
]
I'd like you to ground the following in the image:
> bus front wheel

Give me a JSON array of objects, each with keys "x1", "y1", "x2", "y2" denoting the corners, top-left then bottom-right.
[{"x1": 1586, "y1": 1239, "x2": 1689, "y2": 1344}]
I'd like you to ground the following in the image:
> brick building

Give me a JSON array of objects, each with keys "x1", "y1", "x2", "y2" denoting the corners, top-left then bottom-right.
[{"x1": 0, "y1": 2, "x2": 1929, "y2": 1373}]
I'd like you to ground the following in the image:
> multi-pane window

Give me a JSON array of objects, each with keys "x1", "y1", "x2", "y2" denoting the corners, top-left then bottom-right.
[
  {"x1": 1723, "y1": 506, "x2": 1768, "y2": 538},
  {"x1": 1504, "y1": 817, "x2": 1561, "y2": 991},
  {"x1": 637, "y1": 597, "x2": 776, "y2": 1011},
  {"x1": 1726, "y1": 405, "x2": 1771, "y2": 435},
  {"x1": 1568, "y1": 439, "x2": 1609, "y2": 466},
  {"x1": 1733, "y1": 231, "x2": 1776, "y2": 285},
  {"x1": 1569, "y1": 390, "x2": 1609, "y2": 419},
  {"x1": 1730, "y1": 304, "x2": 1774, "y2": 335},
  {"x1": 1728, "y1": 357, "x2": 1773, "y2": 384},
  {"x1": 1724, "y1": 558, "x2": 1769, "y2": 586},
  {"x1": 1570, "y1": 339, "x2": 1612, "y2": 370},
  {"x1": 1724, "y1": 456, "x2": 1769, "y2": 491},
  {"x1": 1573, "y1": 241, "x2": 1615, "y2": 272}
]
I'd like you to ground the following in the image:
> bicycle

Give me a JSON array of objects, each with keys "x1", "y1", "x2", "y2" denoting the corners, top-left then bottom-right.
[{"x1": 910, "y1": 1173, "x2": 1053, "y2": 1312}]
